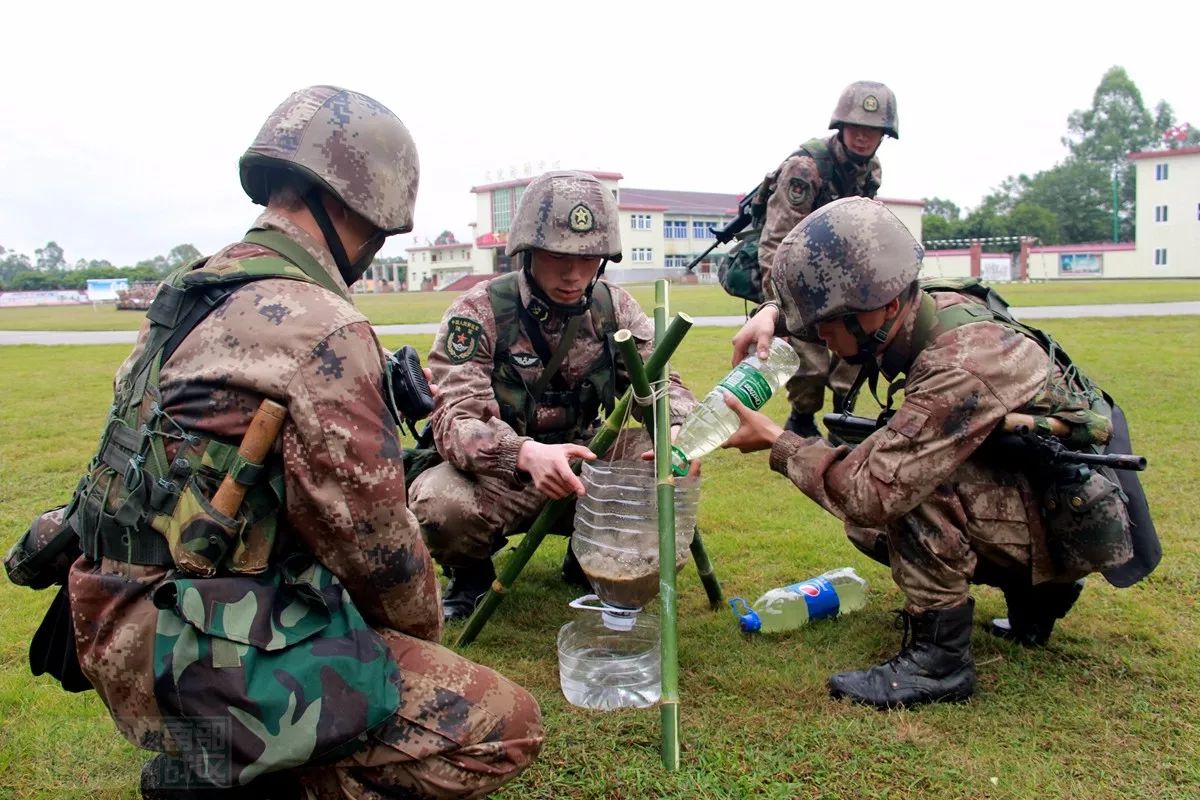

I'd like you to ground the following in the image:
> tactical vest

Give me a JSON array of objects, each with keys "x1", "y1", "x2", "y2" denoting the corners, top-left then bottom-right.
[
  {"x1": 68, "y1": 229, "x2": 338, "y2": 576},
  {"x1": 487, "y1": 272, "x2": 620, "y2": 445},
  {"x1": 718, "y1": 137, "x2": 879, "y2": 304}
]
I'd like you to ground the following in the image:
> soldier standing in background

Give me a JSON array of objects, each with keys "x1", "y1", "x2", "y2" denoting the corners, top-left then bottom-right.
[
  {"x1": 409, "y1": 170, "x2": 698, "y2": 621},
  {"x1": 47, "y1": 86, "x2": 542, "y2": 798},
  {"x1": 724, "y1": 197, "x2": 1147, "y2": 708},
  {"x1": 752, "y1": 81, "x2": 899, "y2": 437}
]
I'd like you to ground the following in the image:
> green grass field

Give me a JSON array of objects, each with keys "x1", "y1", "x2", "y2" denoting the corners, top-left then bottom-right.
[
  {"x1": 1, "y1": 316, "x2": 1198, "y2": 799},
  {"x1": 3, "y1": 279, "x2": 1199, "y2": 332}
]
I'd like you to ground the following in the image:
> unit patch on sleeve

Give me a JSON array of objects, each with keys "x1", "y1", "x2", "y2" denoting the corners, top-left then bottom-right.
[{"x1": 446, "y1": 316, "x2": 484, "y2": 363}]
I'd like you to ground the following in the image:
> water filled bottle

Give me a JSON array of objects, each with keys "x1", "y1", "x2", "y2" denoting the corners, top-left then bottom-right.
[
  {"x1": 729, "y1": 567, "x2": 868, "y2": 633},
  {"x1": 558, "y1": 596, "x2": 661, "y2": 710},
  {"x1": 670, "y1": 337, "x2": 801, "y2": 476}
]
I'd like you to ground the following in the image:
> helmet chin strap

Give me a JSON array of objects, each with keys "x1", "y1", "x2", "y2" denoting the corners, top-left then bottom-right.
[
  {"x1": 522, "y1": 252, "x2": 608, "y2": 317},
  {"x1": 303, "y1": 187, "x2": 381, "y2": 286},
  {"x1": 840, "y1": 284, "x2": 916, "y2": 364}
]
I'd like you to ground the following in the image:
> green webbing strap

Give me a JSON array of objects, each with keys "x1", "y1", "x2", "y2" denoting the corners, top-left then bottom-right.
[
  {"x1": 242, "y1": 229, "x2": 349, "y2": 301},
  {"x1": 530, "y1": 314, "x2": 583, "y2": 400}
]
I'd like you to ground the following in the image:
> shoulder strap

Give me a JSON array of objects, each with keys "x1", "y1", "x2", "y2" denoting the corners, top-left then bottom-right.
[
  {"x1": 796, "y1": 138, "x2": 836, "y2": 184},
  {"x1": 530, "y1": 314, "x2": 583, "y2": 399},
  {"x1": 239, "y1": 229, "x2": 346, "y2": 299},
  {"x1": 487, "y1": 272, "x2": 523, "y2": 357}
]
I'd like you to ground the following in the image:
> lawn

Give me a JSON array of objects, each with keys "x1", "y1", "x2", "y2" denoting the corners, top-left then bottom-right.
[
  {"x1": 3, "y1": 279, "x2": 1199, "y2": 331},
  {"x1": 1, "y1": 314, "x2": 1197, "y2": 799}
]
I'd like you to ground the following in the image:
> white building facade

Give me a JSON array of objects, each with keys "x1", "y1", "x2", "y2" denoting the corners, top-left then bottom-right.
[{"x1": 1131, "y1": 146, "x2": 1200, "y2": 277}]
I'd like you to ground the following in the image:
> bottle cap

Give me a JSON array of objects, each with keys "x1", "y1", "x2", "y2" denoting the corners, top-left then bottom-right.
[{"x1": 728, "y1": 597, "x2": 761, "y2": 633}]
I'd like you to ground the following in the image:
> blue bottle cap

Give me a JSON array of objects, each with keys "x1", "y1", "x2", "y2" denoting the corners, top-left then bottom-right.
[{"x1": 728, "y1": 597, "x2": 761, "y2": 633}]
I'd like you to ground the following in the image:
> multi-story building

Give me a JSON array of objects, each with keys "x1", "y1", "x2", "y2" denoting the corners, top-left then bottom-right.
[
  {"x1": 405, "y1": 241, "x2": 477, "y2": 291},
  {"x1": 463, "y1": 170, "x2": 924, "y2": 287},
  {"x1": 1131, "y1": 145, "x2": 1200, "y2": 277}
]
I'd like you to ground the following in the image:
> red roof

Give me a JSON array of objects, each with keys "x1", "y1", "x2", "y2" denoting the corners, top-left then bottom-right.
[
  {"x1": 618, "y1": 187, "x2": 739, "y2": 216},
  {"x1": 1128, "y1": 146, "x2": 1200, "y2": 160},
  {"x1": 471, "y1": 171, "x2": 623, "y2": 193},
  {"x1": 878, "y1": 197, "x2": 925, "y2": 207}
]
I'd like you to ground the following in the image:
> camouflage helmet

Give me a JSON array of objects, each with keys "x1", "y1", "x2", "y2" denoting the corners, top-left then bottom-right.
[
  {"x1": 505, "y1": 170, "x2": 623, "y2": 262},
  {"x1": 770, "y1": 197, "x2": 922, "y2": 337},
  {"x1": 240, "y1": 86, "x2": 419, "y2": 234},
  {"x1": 829, "y1": 81, "x2": 899, "y2": 139}
]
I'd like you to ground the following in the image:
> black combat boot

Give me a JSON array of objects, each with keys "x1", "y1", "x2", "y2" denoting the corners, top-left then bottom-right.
[
  {"x1": 828, "y1": 599, "x2": 976, "y2": 709},
  {"x1": 784, "y1": 410, "x2": 821, "y2": 439},
  {"x1": 561, "y1": 541, "x2": 591, "y2": 590},
  {"x1": 140, "y1": 755, "x2": 301, "y2": 799},
  {"x1": 989, "y1": 579, "x2": 1084, "y2": 647},
  {"x1": 441, "y1": 559, "x2": 496, "y2": 622}
]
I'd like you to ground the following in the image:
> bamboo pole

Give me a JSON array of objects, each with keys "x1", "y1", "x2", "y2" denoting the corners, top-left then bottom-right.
[
  {"x1": 613, "y1": 329, "x2": 654, "y2": 440},
  {"x1": 654, "y1": 280, "x2": 681, "y2": 770},
  {"x1": 688, "y1": 527, "x2": 723, "y2": 609},
  {"x1": 455, "y1": 314, "x2": 694, "y2": 648}
]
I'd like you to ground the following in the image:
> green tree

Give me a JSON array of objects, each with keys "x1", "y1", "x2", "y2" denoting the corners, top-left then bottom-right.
[
  {"x1": 1063, "y1": 66, "x2": 1156, "y2": 241},
  {"x1": 34, "y1": 241, "x2": 66, "y2": 271},
  {"x1": 0, "y1": 246, "x2": 34, "y2": 285},
  {"x1": 167, "y1": 244, "x2": 202, "y2": 269},
  {"x1": 922, "y1": 197, "x2": 961, "y2": 222},
  {"x1": 1022, "y1": 160, "x2": 1111, "y2": 244}
]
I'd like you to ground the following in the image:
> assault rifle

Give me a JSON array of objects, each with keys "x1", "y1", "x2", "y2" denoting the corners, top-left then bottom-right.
[
  {"x1": 822, "y1": 411, "x2": 1147, "y2": 472},
  {"x1": 684, "y1": 183, "x2": 762, "y2": 272}
]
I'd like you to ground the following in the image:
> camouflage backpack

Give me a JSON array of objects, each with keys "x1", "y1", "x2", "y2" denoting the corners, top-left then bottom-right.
[{"x1": 717, "y1": 138, "x2": 839, "y2": 304}]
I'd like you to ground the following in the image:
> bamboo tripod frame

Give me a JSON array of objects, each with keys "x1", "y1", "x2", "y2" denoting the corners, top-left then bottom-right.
[{"x1": 453, "y1": 280, "x2": 723, "y2": 769}]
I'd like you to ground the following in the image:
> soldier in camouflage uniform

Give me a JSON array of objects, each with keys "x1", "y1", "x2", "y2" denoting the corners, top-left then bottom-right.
[
  {"x1": 745, "y1": 81, "x2": 898, "y2": 438},
  {"x1": 409, "y1": 170, "x2": 697, "y2": 621},
  {"x1": 723, "y1": 197, "x2": 1119, "y2": 708},
  {"x1": 63, "y1": 86, "x2": 542, "y2": 797}
]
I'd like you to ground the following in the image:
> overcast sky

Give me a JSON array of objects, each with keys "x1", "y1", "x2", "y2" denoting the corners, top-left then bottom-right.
[{"x1": 2, "y1": 0, "x2": 1193, "y2": 266}]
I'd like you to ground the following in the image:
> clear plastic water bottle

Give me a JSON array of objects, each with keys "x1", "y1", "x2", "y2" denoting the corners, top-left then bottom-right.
[
  {"x1": 558, "y1": 602, "x2": 661, "y2": 710},
  {"x1": 670, "y1": 337, "x2": 801, "y2": 476},
  {"x1": 729, "y1": 567, "x2": 868, "y2": 633}
]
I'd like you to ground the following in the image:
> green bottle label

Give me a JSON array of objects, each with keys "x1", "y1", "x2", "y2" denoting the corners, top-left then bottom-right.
[
  {"x1": 719, "y1": 363, "x2": 773, "y2": 410},
  {"x1": 670, "y1": 445, "x2": 689, "y2": 477}
]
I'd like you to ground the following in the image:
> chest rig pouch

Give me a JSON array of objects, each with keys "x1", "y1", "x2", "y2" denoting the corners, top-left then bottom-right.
[{"x1": 488, "y1": 274, "x2": 619, "y2": 444}]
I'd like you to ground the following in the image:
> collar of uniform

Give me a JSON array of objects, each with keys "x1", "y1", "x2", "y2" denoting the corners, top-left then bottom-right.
[
  {"x1": 516, "y1": 268, "x2": 565, "y2": 332},
  {"x1": 878, "y1": 292, "x2": 931, "y2": 381},
  {"x1": 249, "y1": 209, "x2": 353, "y2": 298}
]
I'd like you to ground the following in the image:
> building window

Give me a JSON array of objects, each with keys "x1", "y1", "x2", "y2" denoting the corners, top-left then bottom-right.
[
  {"x1": 664, "y1": 255, "x2": 691, "y2": 268},
  {"x1": 1155, "y1": 163, "x2": 1169, "y2": 180},
  {"x1": 631, "y1": 213, "x2": 652, "y2": 230},
  {"x1": 1154, "y1": 248, "x2": 1168, "y2": 266},
  {"x1": 692, "y1": 221, "x2": 715, "y2": 239},
  {"x1": 1155, "y1": 205, "x2": 1169, "y2": 223},
  {"x1": 631, "y1": 248, "x2": 654, "y2": 263},
  {"x1": 492, "y1": 189, "x2": 513, "y2": 233},
  {"x1": 664, "y1": 220, "x2": 688, "y2": 239}
]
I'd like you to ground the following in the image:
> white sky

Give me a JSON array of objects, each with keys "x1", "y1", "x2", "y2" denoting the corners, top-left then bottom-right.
[{"x1": 1, "y1": 0, "x2": 1193, "y2": 266}]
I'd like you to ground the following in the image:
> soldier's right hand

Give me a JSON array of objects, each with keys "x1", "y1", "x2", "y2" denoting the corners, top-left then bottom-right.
[
  {"x1": 731, "y1": 304, "x2": 779, "y2": 365},
  {"x1": 517, "y1": 441, "x2": 597, "y2": 499}
]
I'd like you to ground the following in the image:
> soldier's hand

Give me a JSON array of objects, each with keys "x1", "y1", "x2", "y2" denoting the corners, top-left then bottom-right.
[
  {"x1": 517, "y1": 441, "x2": 597, "y2": 499},
  {"x1": 720, "y1": 392, "x2": 784, "y2": 453},
  {"x1": 731, "y1": 304, "x2": 778, "y2": 365}
]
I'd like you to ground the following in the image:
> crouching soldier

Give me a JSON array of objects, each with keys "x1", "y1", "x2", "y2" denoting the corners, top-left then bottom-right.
[
  {"x1": 724, "y1": 196, "x2": 1157, "y2": 708},
  {"x1": 409, "y1": 170, "x2": 698, "y2": 620}
]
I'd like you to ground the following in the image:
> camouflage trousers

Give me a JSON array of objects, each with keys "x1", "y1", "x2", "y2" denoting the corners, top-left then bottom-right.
[
  {"x1": 843, "y1": 459, "x2": 1085, "y2": 614},
  {"x1": 784, "y1": 338, "x2": 859, "y2": 416},
  {"x1": 410, "y1": 431, "x2": 651, "y2": 567},
  {"x1": 298, "y1": 629, "x2": 543, "y2": 800}
]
